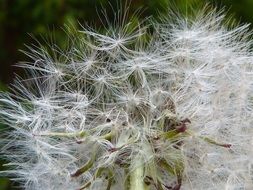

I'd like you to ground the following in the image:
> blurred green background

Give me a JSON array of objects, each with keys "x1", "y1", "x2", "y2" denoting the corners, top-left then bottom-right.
[{"x1": 0, "y1": 0, "x2": 253, "y2": 189}]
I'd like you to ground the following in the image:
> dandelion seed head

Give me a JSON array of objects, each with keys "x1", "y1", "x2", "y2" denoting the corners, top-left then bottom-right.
[{"x1": 0, "y1": 4, "x2": 253, "y2": 190}]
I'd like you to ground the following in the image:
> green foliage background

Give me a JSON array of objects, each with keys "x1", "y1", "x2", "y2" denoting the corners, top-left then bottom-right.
[{"x1": 0, "y1": 0, "x2": 253, "y2": 189}]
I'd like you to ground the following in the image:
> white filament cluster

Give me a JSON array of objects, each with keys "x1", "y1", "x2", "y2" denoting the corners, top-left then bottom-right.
[{"x1": 0, "y1": 7, "x2": 253, "y2": 190}]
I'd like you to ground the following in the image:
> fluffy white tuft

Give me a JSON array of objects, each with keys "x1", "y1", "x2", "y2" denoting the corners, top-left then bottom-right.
[{"x1": 0, "y1": 5, "x2": 253, "y2": 190}]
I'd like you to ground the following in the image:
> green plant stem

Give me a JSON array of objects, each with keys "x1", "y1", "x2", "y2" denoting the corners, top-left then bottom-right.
[
  {"x1": 130, "y1": 159, "x2": 148, "y2": 190},
  {"x1": 38, "y1": 131, "x2": 86, "y2": 138}
]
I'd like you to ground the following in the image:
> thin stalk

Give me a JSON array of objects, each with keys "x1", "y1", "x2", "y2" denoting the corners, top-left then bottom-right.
[
  {"x1": 200, "y1": 136, "x2": 231, "y2": 148},
  {"x1": 37, "y1": 131, "x2": 86, "y2": 138},
  {"x1": 130, "y1": 158, "x2": 148, "y2": 190}
]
